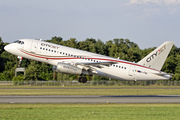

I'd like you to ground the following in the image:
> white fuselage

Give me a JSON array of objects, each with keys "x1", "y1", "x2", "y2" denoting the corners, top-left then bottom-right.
[{"x1": 4, "y1": 39, "x2": 171, "y2": 81}]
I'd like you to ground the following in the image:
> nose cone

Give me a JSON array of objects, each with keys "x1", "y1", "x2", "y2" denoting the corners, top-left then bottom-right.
[
  {"x1": 4, "y1": 43, "x2": 19, "y2": 55},
  {"x1": 4, "y1": 44, "x2": 11, "y2": 52},
  {"x1": 4, "y1": 44, "x2": 15, "y2": 53}
]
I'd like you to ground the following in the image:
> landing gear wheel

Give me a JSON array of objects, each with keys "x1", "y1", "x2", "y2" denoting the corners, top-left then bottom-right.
[
  {"x1": 82, "y1": 77, "x2": 87, "y2": 83},
  {"x1": 78, "y1": 77, "x2": 83, "y2": 83},
  {"x1": 78, "y1": 77, "x2": 87, "y2": 83}
]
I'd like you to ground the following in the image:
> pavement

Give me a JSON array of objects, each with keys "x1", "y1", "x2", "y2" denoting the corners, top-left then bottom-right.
[{"x1": 1, "y1": 95, "x2": 180, "y2": 103}]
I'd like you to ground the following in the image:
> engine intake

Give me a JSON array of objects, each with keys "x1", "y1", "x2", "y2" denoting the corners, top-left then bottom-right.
[{"x1": 53, "y1": 62, "x2": 82, "y2": 75}]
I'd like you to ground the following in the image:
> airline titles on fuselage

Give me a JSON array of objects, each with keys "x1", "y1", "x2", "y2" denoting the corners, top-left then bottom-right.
[{"x1": 41, "y1": 43, "x2": 59, "y2": 49}]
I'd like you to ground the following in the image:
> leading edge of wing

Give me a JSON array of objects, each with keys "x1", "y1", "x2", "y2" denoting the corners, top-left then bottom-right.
[{"x1": 75, "y1": 61, "x2": 118, "y2": 67}]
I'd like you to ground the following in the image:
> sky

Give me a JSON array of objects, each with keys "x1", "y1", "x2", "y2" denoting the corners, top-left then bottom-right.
[{"x1": 0, "y1": 0, "x2": 180, "y2": 49}]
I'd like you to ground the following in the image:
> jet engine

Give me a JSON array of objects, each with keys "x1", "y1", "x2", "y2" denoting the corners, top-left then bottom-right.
[{"x1": 53, "y1": 62, "x2": 82, "y2": 75}]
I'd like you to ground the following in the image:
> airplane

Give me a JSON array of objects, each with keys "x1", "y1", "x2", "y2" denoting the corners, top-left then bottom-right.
[{"x1": 4, "y1": 39, "x2": 174, "y2": 83}]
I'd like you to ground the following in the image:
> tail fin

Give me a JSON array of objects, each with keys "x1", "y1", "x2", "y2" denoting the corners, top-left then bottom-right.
[{"x1": 137, "y1": 41, "x2": 174, "y2": 71}]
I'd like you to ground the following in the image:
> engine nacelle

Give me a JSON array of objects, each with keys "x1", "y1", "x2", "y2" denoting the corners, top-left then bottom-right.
[{"x1": 53, "y1": 62, "x2": 82, "y2": 75}]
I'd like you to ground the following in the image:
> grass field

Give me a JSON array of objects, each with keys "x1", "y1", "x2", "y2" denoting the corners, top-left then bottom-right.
[
  {"x1": 0, "y1": 86, "x2": 180, "y2": 95},
  {"x1": 1, "y1": 85, "x2": 180, "y2": 88},
  {"x1": 0, "y1": 104, "x2": 179, "y2": 120},
  {"x1": 1, "y1": 86, "x2": 179, "y2": 120}
]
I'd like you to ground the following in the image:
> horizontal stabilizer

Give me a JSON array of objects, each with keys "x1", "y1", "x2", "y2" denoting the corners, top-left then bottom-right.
[{"x1": 152, "y1": 72, "x2": 173, "y2": 76}]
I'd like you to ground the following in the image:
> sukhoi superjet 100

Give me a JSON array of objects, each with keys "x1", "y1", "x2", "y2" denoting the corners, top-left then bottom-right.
[{"x1": 4, "y1": 39, "x2": 174, "y2": 83}]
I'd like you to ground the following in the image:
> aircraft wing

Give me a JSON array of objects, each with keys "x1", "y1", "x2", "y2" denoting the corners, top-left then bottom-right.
[{"x1": 75, "y1": 61, "x2": 118, "y2": 69}]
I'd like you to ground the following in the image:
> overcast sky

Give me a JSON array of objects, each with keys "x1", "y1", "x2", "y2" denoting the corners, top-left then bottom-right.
[{"x1": 0, "y1": 0, "x2": 180, "y2": 49}]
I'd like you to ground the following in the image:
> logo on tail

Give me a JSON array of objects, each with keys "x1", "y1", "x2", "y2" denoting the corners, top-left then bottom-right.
[{"x1": 146, "y1": 44, "x2": 166, "y2": 62}]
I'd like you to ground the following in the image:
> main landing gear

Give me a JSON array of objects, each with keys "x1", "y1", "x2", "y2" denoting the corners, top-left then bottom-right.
[{"x1": 78, "y1": 75, "x2": 87, "y2": 83}]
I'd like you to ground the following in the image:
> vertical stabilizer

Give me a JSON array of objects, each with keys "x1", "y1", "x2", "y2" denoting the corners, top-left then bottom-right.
[{"x1": 138, "y1": 41, "x2": 174, "y2": 71}]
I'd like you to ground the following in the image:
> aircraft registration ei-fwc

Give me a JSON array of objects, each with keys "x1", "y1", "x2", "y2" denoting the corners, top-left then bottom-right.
[{"x1": 4, "y1": 39, "x2": 174, "y2": 83}]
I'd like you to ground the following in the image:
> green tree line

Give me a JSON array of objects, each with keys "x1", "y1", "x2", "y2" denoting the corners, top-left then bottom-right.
[{"x1": 0, "y1": 36, "x2": 180, "y2": 81}]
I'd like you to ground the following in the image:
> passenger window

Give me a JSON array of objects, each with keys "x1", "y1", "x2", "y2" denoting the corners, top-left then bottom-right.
[
  {"x1": 60, "y1": 52, "x2": 62, "y2": 54},
  {"x1": 46, "y1": 49, "x2": 48, "y2": 51},
  {"x1": 71, "y1": 55, "x2": 73, "y2": 57},
  {"x1": 54, "y1": 51, "x2": 56, "y2": 53},
  {"x1": 21, "y1": 41, "x2": 24, "y2": 44},
  {"x1": 52, "y1": 50, "x2": 53, "y2": 52},
  {"x1": 68, "y1": 54, "x2": 70, "y2": 56},
  {"x1": 116, "y1": 65, "x2": 118, "y2": 67},
  {"x1": 43, "y1": 48, "x2": 45, "y2": 50},
  {"x1": 40, "y1": 47, "x2": 42, "y2": 49},
  {"x1": 49, "y1": 49, "x2": 50, "y2": 51},
  {"x1": 74, "y1": 55, "x2": 76, "y2": 57}
]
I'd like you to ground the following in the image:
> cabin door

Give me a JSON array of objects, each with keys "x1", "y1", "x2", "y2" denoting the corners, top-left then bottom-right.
[
  {"x1": 129, "y1": 65, "x2": 135, "y2": 76},
  {"x1": 31, "y1": 41, "x2": 38, "y2": 53},
  {"x1": 129, "y1": 65, "x2": 138, "y2": 80}
]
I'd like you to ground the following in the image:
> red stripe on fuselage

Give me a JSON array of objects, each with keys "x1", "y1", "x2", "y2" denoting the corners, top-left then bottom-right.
[
  {"x1": 19, "y1": 49, "x2": 77, "y2": 60},
  {"x1": 19, "y1": 49, "x2": 159, "y2": 72}
]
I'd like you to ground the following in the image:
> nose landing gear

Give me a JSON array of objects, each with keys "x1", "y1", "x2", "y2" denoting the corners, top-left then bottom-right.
[
  {"x1": 17, "y1": 56, "x2": 23, "y2": 67},
  {"x1": 15, "y1": 56, "x2": 25, "y2": 77}
]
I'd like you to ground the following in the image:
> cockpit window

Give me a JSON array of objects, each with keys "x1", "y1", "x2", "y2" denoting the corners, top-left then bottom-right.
[
  {"x1": 13, "y1": 40, "x2": 20, "y2": 43},
  {"x1": 13, "y1": 40, "x2": 24, "y2": 45}
]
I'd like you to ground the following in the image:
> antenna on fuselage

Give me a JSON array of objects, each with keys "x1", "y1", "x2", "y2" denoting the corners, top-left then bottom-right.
[{"x1": 40, "y1": 38, "x2": 42, "y2": 41}]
